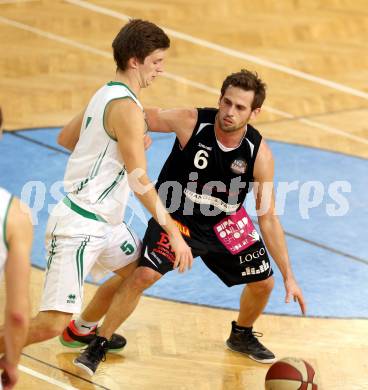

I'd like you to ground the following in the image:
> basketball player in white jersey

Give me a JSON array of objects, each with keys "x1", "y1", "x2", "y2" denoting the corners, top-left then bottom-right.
[
  {"x1": 0, "y1": 111, "x2": 33, "y2": 389},
  {"x1": 0, "y1": 20, "x2": 192, "y2": 371}
]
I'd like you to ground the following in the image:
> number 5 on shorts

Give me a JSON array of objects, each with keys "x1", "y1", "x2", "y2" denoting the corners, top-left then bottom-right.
[{"x1": 120, "y1": 240, "x2": 134, "y2": 255}]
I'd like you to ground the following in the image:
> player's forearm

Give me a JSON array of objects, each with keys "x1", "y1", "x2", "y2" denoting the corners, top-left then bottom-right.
[
  {"x1": 130, "y1": 173, "x2": 180, "y2": 237},
  {"x1": 4, "y1": 200, "x2": 32, "y2": 365},
  {"x1": 258, "y1": 215, "x2": 294, "y2": 281},
  {"x1": 135, "y1": 190, "x2": 180, "y2": 236},
  {"x1": 4, "y1": 258, "x2": 30, "y2": 366},
  {"x1": 4, "y1": 306, "x2": 29, "y2": 365}
]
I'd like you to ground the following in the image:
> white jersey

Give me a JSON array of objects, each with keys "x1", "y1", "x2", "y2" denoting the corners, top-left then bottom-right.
[
  {"x1": 64, "y1": 82, "x2": 143, "y2": 225},
  {"x1": 0, "y1": 187, "x2": 13, "y2": 274}
]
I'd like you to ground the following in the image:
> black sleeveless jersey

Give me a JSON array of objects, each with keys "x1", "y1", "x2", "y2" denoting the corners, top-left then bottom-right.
[{"x1": 156, "y1": 108, "x2": 262, "y2": 226}]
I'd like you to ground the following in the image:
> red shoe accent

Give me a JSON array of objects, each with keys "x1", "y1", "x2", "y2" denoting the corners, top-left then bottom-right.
[
  {"x1": 61, "y1": 326, "x2": 74, "y2": 342},
  {"x1": 68, "y1": 320, "x2": 97, "y2": 336}
]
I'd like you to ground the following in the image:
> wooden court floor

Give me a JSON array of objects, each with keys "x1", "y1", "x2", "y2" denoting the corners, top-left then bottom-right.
[
  {"x1": 0, "y1": 267, "x2": 366, "y2": 390},
  {"x1": 1, "y1": 1, "x2": 368, "y2": 389}
]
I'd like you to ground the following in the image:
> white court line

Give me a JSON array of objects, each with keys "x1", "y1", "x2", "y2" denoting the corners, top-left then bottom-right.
[
  {"x1": 0, "y1": 15, "x2": 367, "y2": 145},
  {"x1": 0, "y1": 16, "x2": 111, "y2": 59},
  {"x1": 19, "y1": 364, "x2": 78, "y2": 390},
  {"x1": 66, "y1": 0, "x2": 368, "y2": 101}
]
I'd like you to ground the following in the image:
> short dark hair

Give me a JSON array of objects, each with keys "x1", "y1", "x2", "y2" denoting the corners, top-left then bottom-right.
[
  {"x1": 220, "y1": 69, "x2": 267, "y2": 110},
  {"x1": 112, "y1": 19, "x2": 170, "y2": 71}
]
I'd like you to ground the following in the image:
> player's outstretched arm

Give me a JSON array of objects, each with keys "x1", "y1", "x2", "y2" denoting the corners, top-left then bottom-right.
[
  {"x1": 253, "y1": 140, "x2": 306, "y2": 315},
  {"x1": 58, "y1": 109, "x2": 85, "y2": 151},
  {"x1": 1, "y1": 198, "x2": 32, "y2": 389},
  {"x1": 109, "y1": 99, "x2": 193, "y2": 272},
  {"x1": 145, "y1": 107, "x2": 197, "y2": 148}
]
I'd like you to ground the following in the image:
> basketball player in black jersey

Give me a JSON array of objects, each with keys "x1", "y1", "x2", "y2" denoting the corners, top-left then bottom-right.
[{"x1": 77, "y1": 69, "x2": 306, "y2": 373}]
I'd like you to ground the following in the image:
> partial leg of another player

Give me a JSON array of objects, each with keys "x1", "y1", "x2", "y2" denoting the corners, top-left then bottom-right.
[{"x1": 0, "y1": 311, "x2": 71, "y2": 353}]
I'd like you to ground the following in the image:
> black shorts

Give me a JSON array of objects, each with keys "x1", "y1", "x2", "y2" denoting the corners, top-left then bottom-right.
[{"x1": 138, "y1": 218, "x2": 273, "y2": 287}]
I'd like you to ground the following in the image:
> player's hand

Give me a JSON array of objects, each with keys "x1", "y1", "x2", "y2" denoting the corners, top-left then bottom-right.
[
  {"x1": 0, "y1": 357, "x2": 19, "y2": 390},
  {"x1": 169, "y1": 232, "x2": 193, "y2": 273},
  {"x1": 143, "y1": 134, "x2": 152, "y2": 150},
  {"x1": 284, "y1": 277, "x2": 306, "y2": 315}
]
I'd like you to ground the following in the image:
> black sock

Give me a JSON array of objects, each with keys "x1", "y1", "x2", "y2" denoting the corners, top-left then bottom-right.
[{"x1": 233, "y1": 322, "x2": 252, "y2": 332}]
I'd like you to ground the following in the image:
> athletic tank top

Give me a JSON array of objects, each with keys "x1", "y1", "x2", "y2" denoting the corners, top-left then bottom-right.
[
  {"x1": 64, "y1": 82, "x2": 143, "y2": 225},
  {"x1": 156, "y1": 108, "x2": 262, "y2": 225},
  {"x1": 0, "y1": 187, "x2": 13, "y2": 274}
]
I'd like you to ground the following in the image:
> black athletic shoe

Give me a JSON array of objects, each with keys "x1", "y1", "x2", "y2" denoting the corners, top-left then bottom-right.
[
  {"x1": 59, "y1": 320, "x2": 126, "y2": 352},
  {"x1": 226, "y1": 321, "x2": 276, "y2": 364},
  {"x1": 74, "y1": 336, "x2": 109, "y2": 375}
]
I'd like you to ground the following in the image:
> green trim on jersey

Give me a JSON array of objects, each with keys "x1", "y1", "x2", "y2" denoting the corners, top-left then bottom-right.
[
  {"x1": 74, "y1": 178, "x2": 89, "y2": 195},
  {"x1": 90, "y1": 141, "x2": 110, "y2": 179},
  {"x1": 63, "y1": 196, "x2": 107, "y2": 223},
  {"x1": 96, "y1": 167, "x2": 126, "y2": 203},
  {"x1": 102, "y1": 96, "x2": 136, "y2": 141},
  {"x1": 106, "y1": 81, "x2": 137, "y2": 99},
  {"x1": 3, "y1": 195, "x2": 13, "y2": 250},
  {"x1": 85, "y1": 116, "x2": 92, "y2": 129},
  {"x1": 74, "y1": 142, "x2": 110, "y2": 195},
  {"x1": 46, "y1": 229, "x2": 57, "y2": 272}
]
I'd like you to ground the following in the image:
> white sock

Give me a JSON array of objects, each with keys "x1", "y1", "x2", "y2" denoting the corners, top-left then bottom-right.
[{"x1": 74, "y1": 317, "x2": 99, "y2": 335}]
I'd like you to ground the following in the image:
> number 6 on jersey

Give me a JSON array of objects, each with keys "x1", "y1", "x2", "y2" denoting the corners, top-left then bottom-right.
[{"x1": 194, "y1": 149, "x2": 209, "y2": 169}]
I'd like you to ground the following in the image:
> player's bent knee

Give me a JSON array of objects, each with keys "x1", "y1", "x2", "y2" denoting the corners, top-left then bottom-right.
[
  {"x1": 248, "y1": 276, "x2": 274, "y2": 295},
  {"x1": 131, "y1": 266, "x2": 161, "y2": 291}
]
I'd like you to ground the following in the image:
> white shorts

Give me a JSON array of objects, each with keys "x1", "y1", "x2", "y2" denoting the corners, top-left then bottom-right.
[{"x1": 40, "y1": 199, "x2": 141, "y2": 313}]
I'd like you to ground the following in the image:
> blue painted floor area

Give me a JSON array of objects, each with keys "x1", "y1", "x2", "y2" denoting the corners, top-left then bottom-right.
[{"x1": 0, "y1": 128, "x2": 367, "y2": 318}]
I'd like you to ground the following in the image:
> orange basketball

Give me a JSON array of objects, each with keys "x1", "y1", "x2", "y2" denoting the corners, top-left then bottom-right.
[{"x1": 265, "y1": 357, "x2": 318, "y2": 389}]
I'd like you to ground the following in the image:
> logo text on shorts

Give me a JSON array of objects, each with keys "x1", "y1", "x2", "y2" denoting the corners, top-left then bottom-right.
[{"x1": 239, "y1": 248, "x2": 266, "y2": 264}]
